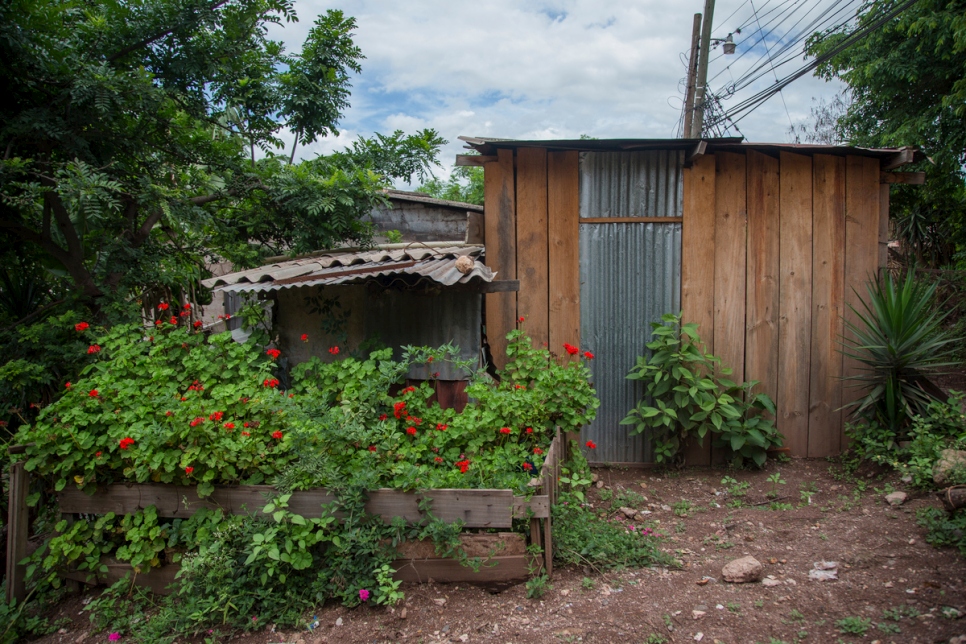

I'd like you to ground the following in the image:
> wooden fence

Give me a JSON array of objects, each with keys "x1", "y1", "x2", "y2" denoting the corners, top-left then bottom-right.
[{"x1": 6, "y1": 430, "x2": 565, "y2": 601}]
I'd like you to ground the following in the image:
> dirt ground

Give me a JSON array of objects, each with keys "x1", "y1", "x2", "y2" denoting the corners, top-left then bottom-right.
[{"x1": 33, "y1": 458, "x2": 966, "y2": 644}]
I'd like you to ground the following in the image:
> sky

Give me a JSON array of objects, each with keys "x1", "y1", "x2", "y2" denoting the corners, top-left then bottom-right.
[{"x1": 271, "y1": 0, "x2": 857, "y2": 182}]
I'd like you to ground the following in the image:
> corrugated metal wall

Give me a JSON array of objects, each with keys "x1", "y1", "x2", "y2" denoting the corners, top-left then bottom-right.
[
  {"x1": 579, "y1": 150, "x2": 684, "y2": 219},
  {"x1": 579, "y1": 152, "x2": 683, "y2": 463}
]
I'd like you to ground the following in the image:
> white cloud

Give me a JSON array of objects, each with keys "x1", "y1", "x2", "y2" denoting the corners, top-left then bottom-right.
[{"x1": 274, "y1": 0, "x2": 850, "y2": 178}]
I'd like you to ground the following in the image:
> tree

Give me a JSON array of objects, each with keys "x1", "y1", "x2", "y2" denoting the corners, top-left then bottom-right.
[
  {"x1": 0, "y1": 0, "x2": 444, "y2": 312},
  {"x1": 416, "y1": 166, "x2": 484, "y2": 206},
  {"x1": 806, "y1": 0, "x2": 966, "y2": 268}
]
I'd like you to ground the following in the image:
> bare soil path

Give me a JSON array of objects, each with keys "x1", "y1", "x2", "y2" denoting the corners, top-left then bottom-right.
[{"x1": 33, "y1": 458, "x2": 966, "y2": 644}]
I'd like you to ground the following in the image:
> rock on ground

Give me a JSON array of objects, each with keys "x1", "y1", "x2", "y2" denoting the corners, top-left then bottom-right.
[
  {"x1": 934, "y1": 449, "x2": 966, "y2": 485},
  {"x1": 885, "y1": 491, "x2": 907, "y2": 506},
  {"x1": 721, "y1": 556, "x2": 764, "y2": 583}
]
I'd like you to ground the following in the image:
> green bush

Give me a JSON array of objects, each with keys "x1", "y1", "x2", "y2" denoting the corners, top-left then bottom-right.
[
  {"x1": 621, "y1": 313, "x2": 781, "y2": 467},
  {"x1": 841, "y1": 270, "x2": 959, "y2": 439},
  {"x1": 918, "y1": 506, "x2": 966, "y2": 556}
]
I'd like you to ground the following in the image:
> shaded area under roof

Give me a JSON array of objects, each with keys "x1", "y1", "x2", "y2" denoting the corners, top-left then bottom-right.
[
  {"x1": 458, "y1": 135, "x2": 924, "y2": 163},
  {"x1": 204, "y1": 245, "x2": 493, "y2": 294}
]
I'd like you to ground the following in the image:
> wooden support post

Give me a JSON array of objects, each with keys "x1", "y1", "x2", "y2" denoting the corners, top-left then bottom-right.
[{"x1": 6, "y1": 462, "x2": 29, "y2": 604}]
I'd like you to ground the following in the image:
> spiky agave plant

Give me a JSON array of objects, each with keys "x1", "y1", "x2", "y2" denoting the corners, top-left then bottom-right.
[{"x1": 841, "y1": 270, "x2": 960, "y2": 438}]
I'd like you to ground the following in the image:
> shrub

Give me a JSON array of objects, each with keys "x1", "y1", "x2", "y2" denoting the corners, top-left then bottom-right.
[
  {"x1": 621, "y1": 313, "x2": 781, "y2": 467},
  {"x1": 841, "y1": 270, "x2": 959, "y2": 439}
]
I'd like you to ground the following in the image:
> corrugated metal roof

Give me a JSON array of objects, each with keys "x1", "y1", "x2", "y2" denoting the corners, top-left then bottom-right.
[
  {"x1": 385, "y1": 189, "x2": 484, "y2": 213},
  {"x1": 458, "y1": 135, "x2": 922, "y2": 163},
  {"x1": 203, "y1": 245, "x2": 492, "y2": 293}
]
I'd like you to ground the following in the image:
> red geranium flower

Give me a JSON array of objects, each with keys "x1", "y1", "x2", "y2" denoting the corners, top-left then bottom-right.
[
  {"x1": 583, "y1": 351, "x2": 595, "y2": 360},
  {"x1": 185, "y1": 466, "x2": 194, "y2": 475},
  {"x1": 183, "y1": 302, "x2": 191, "y2": 311},
  {"x1": 224, "y1": 422, "x2": 235, "y2": 430},
  {"x1": 266, "y1": 348, "x2": 281, "y2": 360},
  {"x1": 190, "y1": 417, "x2": 204, "y2": 427},
  {"x1": 165, "y1": 411, "x2": 172, "y2": 416},
  {"x1": 525, "y1": 427, "x2": 533, "y2": 434},
  {"x1": 242, "y1": 431, "x2": 250, "y2": 437},
  {"x1": 87, "y1": 344, "x2": 101, "y2": 354},
  {"x1": 518, "y1": 316, "x2": 525, "y2": 323},
  {"x1": 158, "y1": 302, "x2": 169, "y2": 311},
  {"x1": 209, "y1": 411, "x2": 223, "y2": 421},
  {"x1": 434, "y1": 456, "x2": 444, "y2": 463},
  {"x1": 65, "y1": 382, "x2": 71, "y2": 389},
  {"x1": 180, "y1": 397, "x2": 187, "y2": 401},
  {"x1": 88, "y1": 389, "x2": 99, "y2": 397},
  {"x1": 95, "y1": 451, "x2": 102, "y2": 458},
  {"x1": 368, "y1": 445, "x2": 377, "y2": 452},
  {"x1": 406, "y1": 426, "x2": 417, "y2": 436},
  {"x1": 155, "y1": 319, "x2": 163, "y2": 326},
  {"x1": 499, "y1": 427, "x2": 511, "y2": 435},
  {"x1": 263, "y1": 378, "x2": 280, "y2": 388},
  {"x1": 585, "y1": 440, "x2": 597, "y2": 449},
  {"x1": 455, "y1": 459, "x2": 470, "y2": 474},
  {"x1": 523, "y1": 462, "x2": 533, "y2": 471},
  {"x1": 193, "y1": 320, "x2": 202, "y2": 329},
  {"x1": 169, "y1": 316, "x2": 178, "y2": 325},
  {"x1": 436, "y1": 423, "x2": 447, "y2": 431},
  {"x1": 300, "y1": 333, "x2": 308, "y2": 342},
  {"x1": 379, "y1": 413, "x2": 388, "y2": 421},
  {"x1": 563, "y1": 343, "x2": 579, "y2": 355},
  {"x1": 533, "y1": 448, "x2": 544, "y2": 455},
  {"x1": 393, "y1": 401, "x2": 406, "y2": 419},
  {"x1": 75, "y1": 322, "x2": 89, "y2": 332},
  {"x1": 272, "y1": 430, "x2": 283, "y2": 440},
  {"x1": 328, "y1": 346, "x2": 340, "y2": 355},
  {"x1": 119, "y1": 437, "x2": 134, "y2": 450}
]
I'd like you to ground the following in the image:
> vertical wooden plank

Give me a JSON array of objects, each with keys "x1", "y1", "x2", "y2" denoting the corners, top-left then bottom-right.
[
  {"x1": 745, "y1": 151, "x2": 780, "y2": 404},
  {"x1": 516, "y1": 148, "x2": 550, "y2": 350},
  {"x1": 713, "y1": 152, "x2": 748, "y2": 384},
  {"x1": 879, "y1": 183, "x2": 890, "y2": 277},
  {"x1": 484, "y1": 149, "x2": 517, "y2": 369},
  {"x1": 5, "y1": 462, "x2": 28, "y2": 603},
  {"x1": 681, "y1": 156, "x2": 716, "y2": 351},
  {"x1": 778, "y1": 152, "x2": 813, "y2": 457},
  {"x1": 808, "y1": 155, "x2": 846, "y2": 457},
  {"x1": 548, "y1": 151, "x2": 581, "y2": 359},
  {"x1": 842, "y1": 156, "x2": 882, "y2": 422},
  {"x1": 681, "y1": 156, "x2": 716, "y2": 466}
]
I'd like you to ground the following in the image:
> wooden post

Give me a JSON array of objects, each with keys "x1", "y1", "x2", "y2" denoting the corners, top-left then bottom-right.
[{"x1": 6, "y1": 462, "x2": 29, "y2": 603}]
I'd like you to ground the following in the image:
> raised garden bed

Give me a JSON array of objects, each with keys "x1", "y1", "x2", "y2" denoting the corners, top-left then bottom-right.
[{"x1": 5, "y1": 431, "x2": 565, "y2": 602}]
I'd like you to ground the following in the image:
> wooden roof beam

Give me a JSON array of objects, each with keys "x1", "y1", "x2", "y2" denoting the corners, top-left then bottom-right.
[{"x1": 882, "y1": 148, "x2": 916, "y2": 171}]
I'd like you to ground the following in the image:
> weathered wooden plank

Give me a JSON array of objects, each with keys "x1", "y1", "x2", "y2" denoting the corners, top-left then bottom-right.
[
  {"x1": 882, "y1": 148, "x2": 915, "y2": 170},
  {"x1": 62, "y1": 558, "x2": 180, "y2": 595},
  {"x1": 392, "y1": 555, "x2": 533, "y2": 584},
  {"x1": 512, "y1": 494, "x2": 549, "y2": 519},
  {"x1": 681, "y1": 157, "x2": 716, "y2": 467},
  {"x1": 713, "y1": 152, "x2": 748, "y2": 384},
  {"x1": 548, "y1": 151, "x2": 581, "y2": 360},
  {"x1": 395, "y1": 533, "x2": 526, "y2": 559},
  {"x1": 777, "y1": 152, "x2": 814, "y2": 457},
  {"x1": 6, "y1": 462, "x2": 29, "y2": 603},
  {"x1": 484, "y1": 148, "x2": 517, "y2": 369},
  {"x1": 456, "y1": 154, "x2": 498, "y2": 166},
  {"x1": 516, "y1": 147, "x2": 550, "y2": 349},
  {"x1": 59, "y1": 485, "x2": 514, "y2": 528},
  {"x1": 808, "y1": 155, "x2": 846, "y2": 457},
  {"x1": 842, "y1": 156, "x2": 882, "y2": 422},
  {"x1": 745, "y1": 150, "x2": 780, "y2": 405}
]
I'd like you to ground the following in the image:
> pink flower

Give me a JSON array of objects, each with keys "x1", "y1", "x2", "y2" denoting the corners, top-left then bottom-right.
[
  {"x1": 108, "y1": 633, "x2": 121, "y2": 642},
  {"x1": 359, "y1": 588, "x2": 370, "y2": 602}
]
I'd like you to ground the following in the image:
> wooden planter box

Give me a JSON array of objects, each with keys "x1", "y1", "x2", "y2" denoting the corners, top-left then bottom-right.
[{"x1": 5, "y1": 431, "x2": 565, "y2": 602}]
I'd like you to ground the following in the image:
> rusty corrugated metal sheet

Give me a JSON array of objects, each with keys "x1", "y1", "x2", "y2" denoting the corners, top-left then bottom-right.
[
  {"x1": 204, "y1": 246, "x2": 492, "y2": 293},
  {"x1": 579, "y1": 150, "x2": 684, "y2": 219},
  {"x1": 578, "y1": 151, "x2": 683, "y2": 464}
]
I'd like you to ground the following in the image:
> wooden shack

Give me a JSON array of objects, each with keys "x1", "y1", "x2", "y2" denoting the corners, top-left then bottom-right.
[{"x1": 458, "y1": 137, "x2": 922, "y2": 463}]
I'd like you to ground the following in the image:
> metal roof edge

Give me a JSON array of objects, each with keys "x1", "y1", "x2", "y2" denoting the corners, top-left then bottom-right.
[{"x1": 384, "y1": 189, "x2": 484, "y2": 213}]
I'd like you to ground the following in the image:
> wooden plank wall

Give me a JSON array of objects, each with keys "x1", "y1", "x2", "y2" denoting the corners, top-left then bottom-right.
[
  {"x1": 681, "y1": 151, "x2": 885, "y2": 458},
  {"x1": 482, "y1": 148, "x2": 580, "y2": 363}
]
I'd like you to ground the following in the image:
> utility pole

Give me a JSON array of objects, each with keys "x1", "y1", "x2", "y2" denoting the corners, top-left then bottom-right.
[
  {"x1": 682, "y1": 13, "x2": 702, "y2": 139},
  {"x1": 690, "y1": 0, "x2": 716, "y2": 138}
]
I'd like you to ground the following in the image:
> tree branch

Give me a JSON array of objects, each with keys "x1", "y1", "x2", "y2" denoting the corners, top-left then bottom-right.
[
  {"x1": 106, "y1": 0, "x2": 232, "y2": 63},
  {"x1": 2, "y1": 299, "x2": 67, "y2": 332}
]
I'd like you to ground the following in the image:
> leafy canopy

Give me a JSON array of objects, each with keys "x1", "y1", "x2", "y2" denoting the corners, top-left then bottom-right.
[{"x1": 0, "y1": 0, "x2": 445, "y2": 307}]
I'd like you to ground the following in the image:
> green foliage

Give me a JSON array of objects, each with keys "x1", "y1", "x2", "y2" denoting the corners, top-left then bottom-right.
[
  {"x1": 835, "y1": 616, "x2": 871, "y2": 635},
  {"x1": 417, "y1": 166, "x2": 485, "y2": 206},
  {"x1": 918, "y1": 506, "x2": 966, "y2": 555},
  {"x1": 621, "y1": 313, "x2": 782, "y2": 467},
  {"x1": 841, "y1": 271, "x2": 959, "y2": 437},
  {"x1": 0, "y1": 583, "x2": 66, "y2": 644},
  {"x1": 552, "y1": 446, "x2": 676, "y2": 571},
  {"x1": 807, "y1": 0, "x2": 966, "y2": 268},
  {"x1": 0, "y1": 0, "x2": 444, "y2": 309}
]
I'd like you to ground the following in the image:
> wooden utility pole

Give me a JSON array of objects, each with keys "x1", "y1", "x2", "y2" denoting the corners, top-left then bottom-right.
[
  {"x1": 690, "y1": 0, "x2": 716, "y2": 138},
  {"x1": 682, "y1": 13, "x2": 703, "y2": 139}
]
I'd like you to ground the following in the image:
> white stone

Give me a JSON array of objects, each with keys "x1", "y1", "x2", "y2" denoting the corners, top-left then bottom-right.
[{"x1": 722, "y1": 556, "x2": 764, "y2": 583}]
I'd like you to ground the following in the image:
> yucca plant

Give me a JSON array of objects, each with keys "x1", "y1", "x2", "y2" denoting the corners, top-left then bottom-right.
[{"x1": 841, "y1": 270, "x2": 960, "y2": 438}]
